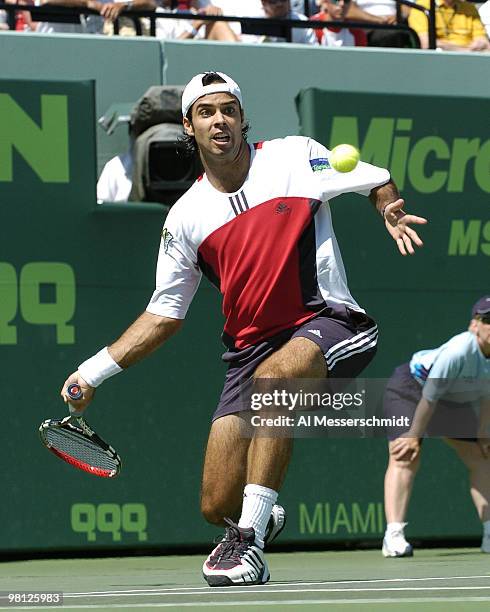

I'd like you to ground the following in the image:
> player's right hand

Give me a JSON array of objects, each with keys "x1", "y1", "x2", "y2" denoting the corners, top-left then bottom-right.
[
  {"x1": 383, "y1": 199, "x2": 427, "y2": 256},
  {"x1": 390, "y1": 436, "x2": 421, "y2": 462},
  {"x1": 60, "y1": 372, "x2": 95, "y2": 413}
]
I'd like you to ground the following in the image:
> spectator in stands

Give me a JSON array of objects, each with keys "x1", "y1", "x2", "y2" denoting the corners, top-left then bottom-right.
[
  {"x1": 155, "y1": 0, "x2": 238, "y2": 39},
  {"x1": 155, "y1": 0, "x2": 200, "y2": 38},
  {"x1": 311, "y1": 0, "x2": 367, "y2": 46},
  {"x1": 196, "y1": 0, "x2": 263, "y2": 41},
  {"x1": 0, "y1": 0, "x2": 35, "y2": 30},
  {"x1": 0, "y1": 6, "x2": 8, "y2": 29},
  {"x1": 36, "y1": 0, "x2": 155, "y2": 34},
  {"x1": 97, "y1": 149, "x2": 133, "y2": 202},
  {"x1": 478, "y1": 0, "x2": 490, "y2": 39},
  {"x1": 409, "y1": 0, "x2": 490, "y2": 51},
  {"x1": 259, "y1": 0, "x2": 317, "y2": 43},
  {"x1": 347, "y1": 0, "x2": 411, "y2": 47}
]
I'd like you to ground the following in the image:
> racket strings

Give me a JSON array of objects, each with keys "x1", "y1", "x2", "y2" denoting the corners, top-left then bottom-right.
[{"x1": 45, "y1": 427, "x2": 118, "y2": 471}]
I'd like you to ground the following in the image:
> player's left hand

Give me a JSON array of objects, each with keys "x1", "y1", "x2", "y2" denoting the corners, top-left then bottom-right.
[{"x1": 383, "y1": 199, "x2": 427, "y2": 256}]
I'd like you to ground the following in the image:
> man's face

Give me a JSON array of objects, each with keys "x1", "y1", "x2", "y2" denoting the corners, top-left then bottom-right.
[
  {"x1": 183, "y1": 93, "x2": 244, "y2": 160},
  {"x1": 320, "y1": 0, "x2": 349, "y2": 20},
  {"x1": 262, "y1": 0, "x2": 289, "y2": 19},
  {"x1": 471, "y1": 315, "x2": 490, "y2": 356}
]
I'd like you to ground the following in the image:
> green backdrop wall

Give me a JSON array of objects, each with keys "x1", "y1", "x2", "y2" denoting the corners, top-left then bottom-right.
[{"x1": 0, "y1": 32, "x2": 163, "y2": 174}]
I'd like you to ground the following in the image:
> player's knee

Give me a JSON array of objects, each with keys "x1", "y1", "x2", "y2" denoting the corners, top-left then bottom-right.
[{"x1": 389, "y1": 452, "x2": 421, "y2": 472}]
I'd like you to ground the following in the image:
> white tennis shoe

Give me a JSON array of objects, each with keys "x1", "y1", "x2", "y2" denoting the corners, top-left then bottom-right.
[
  {"x1": 203, "y1": 518, "x2": 270, "y2": 586},
  {"x1": 382, "y1": 523, "x2": 413, "y2": 558},
  {"x1": 264, "y1": 504, "x2": 287, "y2": 546}
]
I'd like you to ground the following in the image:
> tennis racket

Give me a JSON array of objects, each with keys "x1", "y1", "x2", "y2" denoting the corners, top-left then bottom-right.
[{"x1": 39, "y1": 383, "x2": 121, "y2": 478}]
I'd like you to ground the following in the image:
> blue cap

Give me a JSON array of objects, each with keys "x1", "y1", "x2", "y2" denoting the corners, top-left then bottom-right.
[{"x1": 472, "y1": 296, "x2": 490, "y2": 317}]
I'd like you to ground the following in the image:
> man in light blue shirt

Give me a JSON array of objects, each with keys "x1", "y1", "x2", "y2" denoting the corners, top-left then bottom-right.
[{"x1": 382, "y1": 296, "x2": 490, "y2": 557}]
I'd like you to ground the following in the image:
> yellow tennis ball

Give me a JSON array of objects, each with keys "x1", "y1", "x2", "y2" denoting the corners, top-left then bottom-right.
[{"x1": 329, "y1": 144, "x2": 360, "y2": 173}]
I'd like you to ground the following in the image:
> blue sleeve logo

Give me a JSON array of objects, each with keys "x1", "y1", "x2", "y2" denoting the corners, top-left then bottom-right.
[{"x1": 310, "y1": 158, "x2": 331, "y2": 172}]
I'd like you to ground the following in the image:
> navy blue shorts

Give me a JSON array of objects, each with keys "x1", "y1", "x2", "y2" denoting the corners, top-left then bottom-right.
[
  {"x1": 212, "y1": 305, "x2": 378, "y2": 421},
  {"x1": 383, "y1": 363, "x2": 479, "y2": 441}
]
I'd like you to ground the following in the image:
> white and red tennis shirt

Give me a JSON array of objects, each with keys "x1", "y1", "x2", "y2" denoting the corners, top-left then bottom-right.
[{"x1": 146, "y1": 136, "x2": 390, "y2": 350}]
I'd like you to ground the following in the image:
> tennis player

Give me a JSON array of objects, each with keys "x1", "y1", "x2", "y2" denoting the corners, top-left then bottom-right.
[
  {"x1": 382, "y1": 296, "x2": 490, "y2": 557},
  {"x1": 61, "y1": 71, "x2": 426, "y2": 586}
]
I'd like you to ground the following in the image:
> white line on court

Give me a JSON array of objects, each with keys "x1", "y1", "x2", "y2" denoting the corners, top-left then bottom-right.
[
  {"x1": 60, "y1": 585, "x2": 490, "y2": 599},
  {"x1": 64, "y1": 574, "x2": 490, "y2": 597},
  {"x1": 3, "y1": 596, "x2": 490, "y2": 610}
]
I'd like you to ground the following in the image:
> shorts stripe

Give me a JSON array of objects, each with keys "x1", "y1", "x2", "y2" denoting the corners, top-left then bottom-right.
[
  {"x1": 328, "y1": 336, "x2": 378, "y2": 371},
  {"x1": 326, "y1": 325, "x2": 378, "y2": 369},
  {"x1": 324, "y1": 323, "x2": 378, "y2": 361},
  {"x1": 325, "y1": 325, "x2": 378, "y2": 371}
]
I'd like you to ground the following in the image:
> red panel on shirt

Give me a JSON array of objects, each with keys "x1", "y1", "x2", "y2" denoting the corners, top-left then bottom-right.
[{"x1": 198, "y1": 197, "x2": 320, "y2": 349}]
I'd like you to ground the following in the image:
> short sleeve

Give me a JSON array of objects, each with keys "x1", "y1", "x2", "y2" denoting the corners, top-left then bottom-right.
[
  {"x1": 422, "y1": 351, "x2": 465, "y2": 402},
  {"x1": 306, "y1": 138, "x2": 391, "y2": 200},
  {"x1": 146, "y1": 207, "x2": 202, "y2": 319}
]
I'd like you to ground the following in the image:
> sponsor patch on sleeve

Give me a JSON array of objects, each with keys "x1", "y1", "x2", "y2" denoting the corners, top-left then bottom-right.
[
  {"x1": 161, "y1": 227, "x2": 174, "y2": 253},
  {"x1": 310, "y1": 157, "x2": 331, "y2": 172}
]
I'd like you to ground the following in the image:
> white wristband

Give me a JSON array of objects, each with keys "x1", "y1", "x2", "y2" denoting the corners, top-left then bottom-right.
[{"x1": 78, "y1": 347, "x2": 122, "y2": 388}]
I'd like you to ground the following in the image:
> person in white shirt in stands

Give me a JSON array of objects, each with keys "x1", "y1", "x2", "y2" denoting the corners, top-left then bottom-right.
[
  {"x1": 259, "y1": 0, "x2": 317, "y2": 44},
  {"x1": 479, "y1": 0, "x2": 490, "y2": 38},
  {"x1": 155, "y1": 0, "x2": 233, "y2": 40},
  {"x1": 197, "y1": 0, "x2": 263, "y2": 41},
  {"x1": 97, "y1": 150, "x2": 133, "y2": 203},
  {"x1": 197, "y1": 0, "x2": 316, "y2": 44},
  {"x1": 348, "y1": 0, "x2": 411, "y2": 46}
]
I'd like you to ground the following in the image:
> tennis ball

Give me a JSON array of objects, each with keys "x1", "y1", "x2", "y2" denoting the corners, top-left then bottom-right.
[{"x1": 329, "y1": 144, "x2": 360, "y2": 173}]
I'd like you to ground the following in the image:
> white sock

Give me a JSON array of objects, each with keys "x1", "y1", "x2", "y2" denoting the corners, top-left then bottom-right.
[
  {"x1": 483, "y1": 520, "x2": 490, "y2": 535},
  {"x1": 386, "y1": 522, "x2": 407, "y2": 535},
  {"x1": 238, "y1": 484, "x2": 278, "y2": 548}
]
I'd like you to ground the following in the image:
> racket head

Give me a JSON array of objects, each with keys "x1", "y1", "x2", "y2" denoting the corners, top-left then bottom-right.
[{"x1": 39, "y1": 415, "x2": 121, "y2": 478}]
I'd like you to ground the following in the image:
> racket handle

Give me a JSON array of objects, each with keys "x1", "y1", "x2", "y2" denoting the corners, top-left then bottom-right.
[
  {"x1": 67, "y1": 383, "x2": 84, "y2": 416},
  {"x1": 67, "y1": 383, "x2": 83, "y2": 401}
]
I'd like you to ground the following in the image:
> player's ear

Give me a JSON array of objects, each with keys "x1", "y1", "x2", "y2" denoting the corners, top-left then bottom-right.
[{"x1": 183, "y1": 116, "x2": 194, "y2": 137}]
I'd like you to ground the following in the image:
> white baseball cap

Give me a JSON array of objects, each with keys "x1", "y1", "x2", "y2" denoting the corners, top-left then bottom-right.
[{"x1": 181, "y1": 72, "x2": 243, "y2": 118}]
